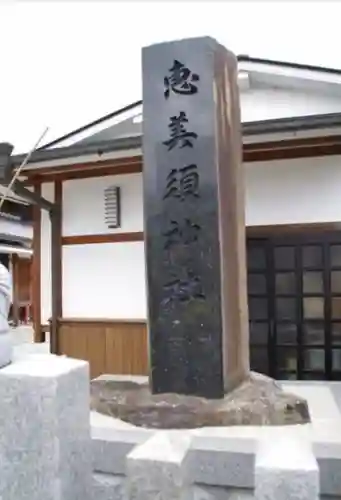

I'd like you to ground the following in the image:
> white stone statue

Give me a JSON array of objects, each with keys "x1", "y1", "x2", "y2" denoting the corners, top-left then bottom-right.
[{"x1": 0, "y1": 262, "x2": 12, "y2": 368}]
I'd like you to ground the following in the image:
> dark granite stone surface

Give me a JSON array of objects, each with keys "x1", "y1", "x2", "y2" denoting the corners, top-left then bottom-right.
[{"x1": 142, "y1": 37, "x2": 249, "y2": 398}]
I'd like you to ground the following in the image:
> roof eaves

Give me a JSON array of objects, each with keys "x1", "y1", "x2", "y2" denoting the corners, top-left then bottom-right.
[
  {"x1": 237, "y1": 55, "x2": 341, "y2": 76},
  {"x1": 37, "y1": 57, "x2": 341, "y2": 153},
  {"x1": 11, "y1": 112, "x2": 341, "y2": 168},
  {"x1": 12, "y1": 135, "x2": 142, "y2": 167},
  {"x1": 39, "y1": 100, "x2": 143, "y2": 151},
  {"x1": 244, "y1": 112, "x2": 341, "y2": 135}
]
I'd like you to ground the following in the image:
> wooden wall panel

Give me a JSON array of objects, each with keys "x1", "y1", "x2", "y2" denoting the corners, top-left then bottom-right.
[
  {"x1": 58, "y1": 320, "x2": 107, "y2": 379},
  {"x1": 57, "y1": 319, "x2": 148, "y2": 379},
  {"x1": 105, "y1": 321, "x2": 148, "y2": 375}
]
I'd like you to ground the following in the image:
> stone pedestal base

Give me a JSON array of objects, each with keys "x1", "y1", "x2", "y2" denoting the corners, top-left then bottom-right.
[
  {"x1": 0, "y1": 332, "x2": 12, "y2": 368},
  {"x1": 126, "y1": 431, "x2": 192, "y2": 500},
  {"x1": 122, "y1": 426, "x2": 319, "y2": 500},
  {"x1": 255, "y1": 427, "x2": 319, "y2": 499},
  {"x1": 0, "y1": 354, "x2": 91, "y2": 500},
  {"x1": 90, "y1": 372, "x2": 310, "y2": 429}
]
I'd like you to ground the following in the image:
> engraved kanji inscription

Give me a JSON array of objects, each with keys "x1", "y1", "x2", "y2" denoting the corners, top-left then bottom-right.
[
  {"x1": 162, "y1": 270, "x2": 205, "y2": 305},
  {"x1": 163, "y1": 219, "x2": 201, "y2": 250},
  {"x1": 164, "y1": 60, "x2": 200, "y2": 99},
  {"x1": 163, "y1": 164, "x2": 199, "y2": 200},
  {"x1": 163, "y1": 112, "x2": 198, "y2": 151}
]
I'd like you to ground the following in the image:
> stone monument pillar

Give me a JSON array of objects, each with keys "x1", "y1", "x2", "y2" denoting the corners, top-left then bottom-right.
[
  {"x1": 90, "y1": 35, "x2": 310, "y2": 429},
  {"x1": 142, "y1": 36, "x2": 249, "y2": 398},
  {"x1": 0, "y1": 261, "x2": 12, "y2": 368}
]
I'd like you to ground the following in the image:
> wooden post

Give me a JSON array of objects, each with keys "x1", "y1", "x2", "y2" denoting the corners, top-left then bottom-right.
[
  {"x1": 11, "y1": 253, "x2": 20, "y2": 327},
  {"x1": 49, "y1": 181, "x2": 63, "y2": 354},
  {"x1": 32, "y1": 182, "x2": 43, "y2": 342}
]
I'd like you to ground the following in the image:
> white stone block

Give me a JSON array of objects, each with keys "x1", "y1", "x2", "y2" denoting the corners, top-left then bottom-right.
[
  {"x1": 92, "y1": 472, "x2": 125, "y2": 500},
  {"x1": 189, "y1": 430, "x2": 256, "y2": 487},
  {"x1": 194, "y1": 486, "x2": 254, "y2": 500},
  {"x1": 126, "y1": 431, "x2": 192, "y2": 500},
  {"x1": 255, "y1": 427, "x2": 319, "y2": 500},
  {"x1": 0, "y1": 354, "x2": 92, "y2": 500},
  {"x1": 92, "y1": 422, "x2": 151, "y2": 475}
]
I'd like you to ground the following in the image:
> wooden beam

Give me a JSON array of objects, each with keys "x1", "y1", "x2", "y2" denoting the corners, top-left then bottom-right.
[
  {"x1": 245, "y1": 134, "x2": 341, "y2": 151},
  {"x1": 20, "y1": 134, "x2": 341, "y2": 184},
  {"x1": 12, "y1": 180, "x2": 54, "y2": 210},
  {"x1": 62, "y1": 231, "x2": 144, "y2": 245},
  {"x1": 32, "y1": 183, "x2": 43, "y2": 342},
  {"x1": 61, "y1": 224, "x2": 341, "y2": 246},
  {"x1": 245, "y1": 141, "x2": 341, "y2": 162},
  {"x1": 246, "y1": 222, "x2": 341, "y2": 236},
  {"x1": 50, "y1": 180, "x2": 63, "y2": 354},
  {"x1": 22, "y1": 157, "x2": 142, "y2": 183}
]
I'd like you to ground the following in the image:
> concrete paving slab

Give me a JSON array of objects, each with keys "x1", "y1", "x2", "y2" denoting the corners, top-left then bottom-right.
[{"x1": 281, "y1": 383, "x2": 341, "y2": 421}]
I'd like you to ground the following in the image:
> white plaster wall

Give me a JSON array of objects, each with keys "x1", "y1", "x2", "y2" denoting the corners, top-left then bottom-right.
[
  {"x1": 62, "y1": 173, "x2": 143, "y2": 236},
  {"x1": 62, "y1": 242, "x2": 146, "y2": 319},
  {"x1": 61, "y1": 156, "x2": 341, "y2": 235},
  {"x1": 40, "y1": 155, "x2": 341, "y2": 320},
  {"x1": 245, "y1": 156, "x2": 341, "y2": 225},
  {"x1": 61, "y1": 174, "x2": 145, "y2": 319},
  {"x1": 40, "y1": 182, "x2": 53, "y2": 324}
]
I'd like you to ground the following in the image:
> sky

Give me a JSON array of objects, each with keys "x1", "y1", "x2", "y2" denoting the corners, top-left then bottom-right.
[{"x1": 1, "y1": 0, "x2": 341, "y2": 153}]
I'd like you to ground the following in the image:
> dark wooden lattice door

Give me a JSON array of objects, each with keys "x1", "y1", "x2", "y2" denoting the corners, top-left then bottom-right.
[{"x1": 247, "y1": 232, "x2": 341, "y2": 381}]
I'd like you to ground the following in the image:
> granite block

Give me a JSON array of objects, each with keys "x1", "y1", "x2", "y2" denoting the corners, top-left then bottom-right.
[
  {"x1": 318, "y1": 457, "x2": 341, "y2": 497},
  {"x1": 255, "y1": 427, "x2": 319, "y2": 500},
  {"x1": 189, "y1": 449, "x2": 254, "y2": 489},
  {"x1": 310, "y1": 420, "x2": 341, "y2": 496},
  {"x1": 92, "y1": 416, "x2": 151, "y2": 474},
  {"x1": 329, "y1": 381, "x2": 341, "y2": 414},
  {"x1": 92, "y1": 472, "x2": 125, "y2": 500},
  {"x1": 55, "y1": 357, "x2": 92, "y2": 499},
  {"x1": 188, "y1": 433, "x2": 256, "y2": 487},
  {"x1": 0, "y1": 354, "x2": 91, "y2": 500},
  {"x1": 194, "y1": 485, "x2": 254, "y2": 500},
  {"x1": 126, "y1": 431, "x2": 192, "y2": 500},
  {"x1": 320, "y1": 496, "x2": 341, "y2": 500}
]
